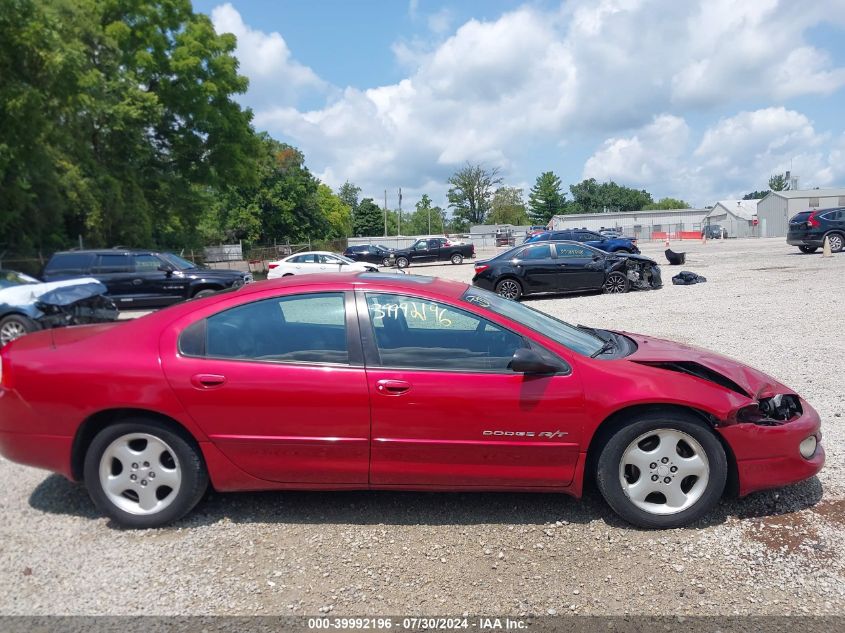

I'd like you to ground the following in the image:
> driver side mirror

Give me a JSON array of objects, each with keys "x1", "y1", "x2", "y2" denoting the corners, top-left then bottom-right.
[
  {"x1": 158, "y1": 264, "x2": 175, "y2": 276},
  {"x1": 510, "y1": 348, "x2": 565, "y2": 374}
]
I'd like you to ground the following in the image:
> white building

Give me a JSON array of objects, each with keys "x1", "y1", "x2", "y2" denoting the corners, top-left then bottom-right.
[
  {"x1": 704, "y1": 200, "x2": 758, "y2": 238},
  {"x1": 549, "y1": 208, "x2": 709, "y2": 239},
  {"x1": 757, "y1": 188, "x2": 845, "y2": 237}
]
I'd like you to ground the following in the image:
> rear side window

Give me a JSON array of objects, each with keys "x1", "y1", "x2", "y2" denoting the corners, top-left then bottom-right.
[
  {"x1": 44, "y1": 252, "x2": 95, "y2": 274},
  {"x1": 821, "y1": 210, "x2": 842, "y2": 220},
  {"x1": 93, "y1": 254, "x2": 132, "y2": 273},
  {"x1": 181, "y1": 292, "x2": 348, "y2": 365}
]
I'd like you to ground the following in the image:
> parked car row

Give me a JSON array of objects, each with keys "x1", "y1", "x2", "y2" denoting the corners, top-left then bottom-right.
[
  {"x1": 0, "y1": 271, "x2": 823, "y2": 529},
  {"x1": 473, "y1": 241, "x2": 661, "y2": 300},
  {"x1": 525, "y1": 229, "x2": 639, "y2": 254}
]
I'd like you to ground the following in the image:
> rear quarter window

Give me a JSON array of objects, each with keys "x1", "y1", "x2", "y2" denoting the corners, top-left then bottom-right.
[{"x1": 44, "y1": 252, "x2": 95, "y2": 274}]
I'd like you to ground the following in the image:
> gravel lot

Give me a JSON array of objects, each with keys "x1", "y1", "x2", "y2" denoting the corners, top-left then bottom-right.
[{"x1": 1, "y1": 237, "x2": 843, "y2": 616}]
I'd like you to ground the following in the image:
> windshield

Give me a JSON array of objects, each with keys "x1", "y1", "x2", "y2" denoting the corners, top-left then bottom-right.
[
  {"x1": 337, "y1": 254, "x2": 356, "y2": 263},
  {"x1": 161, "y1": 253, "x2": 200, "y2": 270},
  {"x1": 461, "y1": 287, "x2": 605, "y2": 356},
  {"x1": 0, "y1": 270, "x2": 39, "y2": 289}
]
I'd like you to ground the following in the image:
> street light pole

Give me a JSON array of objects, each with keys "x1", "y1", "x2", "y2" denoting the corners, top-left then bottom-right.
[{"x1": 383, "y1": 189, "x2": 387, "y2": 237}]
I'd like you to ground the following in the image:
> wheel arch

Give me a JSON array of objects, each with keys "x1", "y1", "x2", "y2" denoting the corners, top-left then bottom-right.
[
  {"x1": 71, "y1": 408, "x2": 202, "y2": 481},
  {"x1": 824, "y1": 229, "x2": 844, "y2": 244},
  {"x1": 583, "y1": 403, "x2": 739, "y2": 496},
  {"x1": 190, "y1": 283, "x2": 224, "y2": 297}
]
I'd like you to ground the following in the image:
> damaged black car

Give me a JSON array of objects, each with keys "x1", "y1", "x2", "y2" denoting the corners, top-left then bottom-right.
[
  {"x1": 472, "y1": 241, "x2": 662, "y2": 300},
  {"x1": 0, "y1": 270, "x2": 118, "y2": 347}
]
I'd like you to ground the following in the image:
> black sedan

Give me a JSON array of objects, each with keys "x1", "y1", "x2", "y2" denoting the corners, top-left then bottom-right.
[
  {"x1": 343, "y1": 244, "x2": 394, "y2": 266},
  {"x1": 472, "y1": 241, "x2": 662, "y2": 300}
]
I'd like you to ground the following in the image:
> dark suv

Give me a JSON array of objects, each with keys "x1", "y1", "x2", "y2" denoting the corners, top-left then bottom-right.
[
  {"x1": 42, "y1": 249, "x2": 252, "y2": 308},
  {"x1": 787, "y1": 208, "x2": 845, "y2": 253},
  {"x1": 342, "y1": 244, "x2": 393, "y2": 266},
  {"x1": 525, "y1": 229, "x2": 639, "y2": 253}
]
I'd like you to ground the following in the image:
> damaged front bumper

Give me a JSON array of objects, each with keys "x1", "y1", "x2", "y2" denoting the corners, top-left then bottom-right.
[
  {"x1": 625, "y1": 259, "x2": 662, "y2": 290},
  {"x1": 719, "y1": 397, "x2": 824, "y2": 497}
]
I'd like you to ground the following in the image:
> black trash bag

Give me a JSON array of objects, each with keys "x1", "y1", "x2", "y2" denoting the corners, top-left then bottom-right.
[
  {"x1": 665, "y1": 249, "x2": 686, "y2": 265},
  {"x1": 672, "y1": 270, "x2": 707, "y2": 285}
]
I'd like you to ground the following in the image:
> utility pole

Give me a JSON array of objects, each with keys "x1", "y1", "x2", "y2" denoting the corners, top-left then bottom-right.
[
  {"x1": 398, "y1": 187, "x2": 402, "y2": 236},
  {"x1": 383, "y1": 190, "x2": 387, "y2": 237}
]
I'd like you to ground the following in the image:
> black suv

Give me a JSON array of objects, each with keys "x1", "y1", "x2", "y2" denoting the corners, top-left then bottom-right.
[
  {"x1": 787, "y1": 208, "x2": 845, "y2": 253},
  {"x1": 42, "y1": 249, "x2": 252, "y2": 308}
]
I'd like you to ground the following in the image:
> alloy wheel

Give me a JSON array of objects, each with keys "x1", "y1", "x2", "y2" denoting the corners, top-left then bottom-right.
[
  {"x1": 98, "y1": 433, "x2": 182, "y2": 516},
  {"x1": 828, "y1": 234, "x2": 843, "y2": 252},
  {"x1": 603, "y1": 273, "x2": 627, "y2": 293},
  {"x1": 618, "y1": 428, "x2": 710, "y2": 515},
  {"x1": 496, "y1": 280, "x2": 521, "y2": 300},
  {"x1": 0, "y1": 321, "x2": 27, "y2": 346}
]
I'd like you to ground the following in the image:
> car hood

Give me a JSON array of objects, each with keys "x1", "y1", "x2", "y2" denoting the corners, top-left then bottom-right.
[
  {"x1": 609, "y1": 253, "x2": 657, "y2": 265},
  {"x1": 622, "y1": 332, "x2": 789, "y2": 398},
  {"x1": 0, "y1": 278, "x2": 108, "y2": 308},
  {"x1": 180, "y1": 267, "x2": 246, "y2": 278}
]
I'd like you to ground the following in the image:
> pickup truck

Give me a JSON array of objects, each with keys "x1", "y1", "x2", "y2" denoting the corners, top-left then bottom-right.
[{"x1": 391, "y1": 238, "x2": 475, "y2": 269}]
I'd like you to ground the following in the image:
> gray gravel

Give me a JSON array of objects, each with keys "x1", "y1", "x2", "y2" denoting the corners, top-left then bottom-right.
[{"x1": 1, "y1": 237, "x2": 843, "y2": 616}]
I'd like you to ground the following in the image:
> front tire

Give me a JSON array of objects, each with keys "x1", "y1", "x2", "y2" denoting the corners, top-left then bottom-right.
[
  {"x1": 596, "y1": 412, "x2": 726, "y2": 528},
  {"x1": 602, "y1": 271, "x2": 629, "y2": 294},
  {"x1": 450, "y1": 253, "x2": 464, "y2": 265},
  {"x1": 495, "y1": 278, "x2": 522, "y2": 300},
  {"x1": 798, "y1": 246, "x2": 818, "y2": 254},
  {"x1": 396, "y1": 256, "x2": 410, "y2": 269},
  {"x1": 0, "y1": 314, "x2": 37, "y2": 347},
  {"x1": 83, "y1": 419, "x2": 208, "y2": 528}
]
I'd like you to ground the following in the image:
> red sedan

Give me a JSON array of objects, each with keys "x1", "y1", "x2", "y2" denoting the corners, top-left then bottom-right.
[{"x1": 0, "y1": 273, "x2": 823, "y2": 529}]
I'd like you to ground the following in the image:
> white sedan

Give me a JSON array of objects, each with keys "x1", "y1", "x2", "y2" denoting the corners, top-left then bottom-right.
[{"x1": 266, "y1": 251, "x2": 378, "y2": 279}]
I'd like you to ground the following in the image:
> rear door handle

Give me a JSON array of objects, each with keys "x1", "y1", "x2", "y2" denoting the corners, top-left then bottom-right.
[
  {"x1": 375, "y1": 379, "x2": 411, "y2": 395},
  {"x1": 191, "y1": 373, "x2": 227, "y2": 389},
  {"x1": 132, "y1": 278, "x2": 143, "y2": 285}
]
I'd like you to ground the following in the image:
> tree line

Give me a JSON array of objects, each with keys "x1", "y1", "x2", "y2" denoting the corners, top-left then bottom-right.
[{"x1": 0, "y1": 0, "x2": 789, "y2": 252}]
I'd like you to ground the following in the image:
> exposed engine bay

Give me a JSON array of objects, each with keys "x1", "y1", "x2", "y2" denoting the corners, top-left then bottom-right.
[{"x1": 621, "y1": 257, "x2": 663, "y2": 290}]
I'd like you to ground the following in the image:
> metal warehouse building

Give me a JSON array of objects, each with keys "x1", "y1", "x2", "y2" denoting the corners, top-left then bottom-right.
[
  {"x1": 757, "y1": 188, "x2": 845, "y2": 237},
  {"x1": 549, "y1": 208, "x2": 709, "y2": 239},
  {"x1": 704, "y1": 200, "x2": 758, "y2": 238}
]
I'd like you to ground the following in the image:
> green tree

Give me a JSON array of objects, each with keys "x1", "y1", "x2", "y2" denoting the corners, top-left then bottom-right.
[
  {"x1": 317, "y1": 184, "x2": 352, "y2": 238},
  {"x1": 643, "y1": 197, "x2": 691, "y2": 210},
  {"x1": 353, "y1": 198, "x2": 384, "y2": 237},
  {"x1": 488, "y1": 187, "x2": 529, "y2": 225},
  {"x1": 446, "y1": 163, "x2": 503, "y2": 229},
  {"x1": 337, "y1": 181, "x2": 361, "y2": 213},
  {"x1": 568, "y1": 179, "x2": 653, "y2": 214},
  {"x1": 402, "y1": 194, "x2": 445, "y2": 235},
  {"x1": 528, "y1": 172, "x2": 565, "y2": 223},
  {"x1": 768, "y1": 173, "x2": 790, "y2": 191},
  {"x1": 0, "y1": 0, "x2": 259, "y2": 253},
  {"x1": 743, "y1": 190, "x2": 770, "y2": 200}
]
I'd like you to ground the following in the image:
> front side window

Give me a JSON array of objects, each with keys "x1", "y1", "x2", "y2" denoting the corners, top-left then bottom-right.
[
  {"x1": 134, "y1": 254, "x2": 164, "y2": 271},
  {"x1": 183, "y1": 292, "x2": 348, "y2": 364},
  {"x1": 555, "y1": 244, "x2": 592, "y2": 258},
  {"x1": 365, "y1": 293, "x2": 525, "y2": 372}
]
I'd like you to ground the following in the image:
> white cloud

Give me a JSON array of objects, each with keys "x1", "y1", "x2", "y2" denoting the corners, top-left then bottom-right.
[
  {"x1": 210, "y1": 3, "x2": 328, "y2": 110},
  {"x1": 216, "y1": 1, "x2": 845, "y2": 206},
  {"x1": 583, "y1": 108, "x2": 843, "y2": 205}
]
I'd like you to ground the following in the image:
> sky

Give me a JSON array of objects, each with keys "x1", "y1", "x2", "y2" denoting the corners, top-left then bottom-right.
[{"x1": 193, "y1": 0, "x2": 845, "y2": 210}]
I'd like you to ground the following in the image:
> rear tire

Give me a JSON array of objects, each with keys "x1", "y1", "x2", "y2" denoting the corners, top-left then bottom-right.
[
  {"x1": 0, "y1": 314, "x2": 37, "y2": 347},
  {"x1": 382, "y1": 257, "x2": 391, "y2": 266},
  {"x1": 798, "y1": 246, "x2": 817, "y2": 254},
  {"x1": 495, "y1": 278, "x2": 522, "y2": 300},
  {"x1": 826, "y1": 233, "x2": 844, "y2": 253},
  {"x1": 602, "y1": 271, "x2": 629, "y2": 294},
  {"x1": 396, "y1": 257, "x2": 410, "y2": 269},
  {"x1": 596, "y1": 412, "x2": 726, "y2": 529},
  {"x1": 192, "y1": 288, "x2": 218, "y2": 299},
  {"x1": 450, "y1": 253, "x2": 464, "y2": 265},
  {"x1": 83, "y1": 418, "x2": 208, "y2": 528}
]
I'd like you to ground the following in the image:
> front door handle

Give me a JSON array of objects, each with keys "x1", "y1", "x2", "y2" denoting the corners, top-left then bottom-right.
[
  {"x1": 191, "y1": 373, "x2": 227, "y2": 389},
  {"x1": 375, "y1": 379, "x2": 411, "y2": 395},
  {"x1": 132, "y1": 278, "x2": 143, "y2": 285}
]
